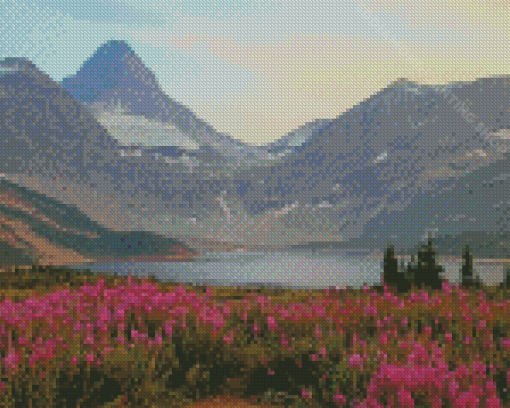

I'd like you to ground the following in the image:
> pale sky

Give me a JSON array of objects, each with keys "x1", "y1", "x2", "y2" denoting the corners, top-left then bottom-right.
[{"x1": 1, "y1": 0, "x2": 509, "y2": 145}]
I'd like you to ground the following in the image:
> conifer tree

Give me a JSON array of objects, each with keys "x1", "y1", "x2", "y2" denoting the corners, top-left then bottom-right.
[
  {"x1": 382, "y1": 245, "x2": 399, "y2": 289},
  {"x1": 407, "y1": 236, "x2": 445, "y2": 291},
  {"x1": 461, "y1": 244, "x2": 485, "y2": 290},
  {"x1": 461, "y1": 245, "x2": 474, "y2": 280},
  {"x1": 461, "y1": 244, "x2": 475, "y2": 288},
  {"x1": 381, "y1": 245, "x2": 411, "y2": 294},
  {"x1": 404, "y1": 255, "x2": 417, "y2": 284},
  {"x1": 399, "y1": 259, "x2": 407, "y2": 276},
  {"x1": 503, "y1": 263, "x2": 510, "y2": 289}
]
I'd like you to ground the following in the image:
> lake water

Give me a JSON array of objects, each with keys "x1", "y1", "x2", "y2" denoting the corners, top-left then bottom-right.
[{"x1": 65, "y1": 250, "x2": 510, "y2": 290}]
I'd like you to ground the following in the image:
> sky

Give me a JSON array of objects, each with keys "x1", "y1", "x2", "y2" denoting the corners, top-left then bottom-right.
[{"x1": 1, "y1": 0, "x2": 509, "y2": 145}]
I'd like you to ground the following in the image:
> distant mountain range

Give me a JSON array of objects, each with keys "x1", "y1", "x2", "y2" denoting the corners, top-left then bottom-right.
[{"x1": 1, "y1": 41, "x2": 510, "y2": 260}]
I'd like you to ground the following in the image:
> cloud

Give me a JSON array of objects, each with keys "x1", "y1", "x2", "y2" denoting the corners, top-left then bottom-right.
[
  {"x1": 0, "y1": 1, "x2": 152, "y2": 81},
  {"x1": 125, "y1": 22, "x2": 510, "y2": 143},
  {"x1": 121, "y1": 0, "x2": 510, "y2": 143},
  {"x1": 23, "y1": 0, "x2": 166, "y2": 24},
  {"x1": 355, "y1": 0, "x2": 508, "y2": 44},
  {"x1": 125, "y1": 29, "x2": 257, "y2": 110},
  {"x1": 150, "y1": 0, "x2": 278, "y2": 19},
  {"x1": 169, "y1": 34, "x2": 208, "y2": 50}
]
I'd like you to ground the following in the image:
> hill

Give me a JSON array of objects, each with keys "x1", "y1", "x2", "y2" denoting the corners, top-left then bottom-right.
[{"x1": 0, "y1": 176, "x2": 196, "y2": 266}]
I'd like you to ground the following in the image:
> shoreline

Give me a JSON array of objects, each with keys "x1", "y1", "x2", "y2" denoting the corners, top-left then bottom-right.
[
  {"x1": 91, "y1": 253, "x2": 198, "y2": 263},
  {"x1": 0, "y1": 252, "x2": 200, "y2": 272},
  {"x1": 369, "y1": 252, "x2": 510, "y2": 263}
]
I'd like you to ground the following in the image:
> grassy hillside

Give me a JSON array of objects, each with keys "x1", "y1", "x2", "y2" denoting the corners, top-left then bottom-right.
[{"x1": 0, "y1": 178, "x2": 196, "y2": 266}]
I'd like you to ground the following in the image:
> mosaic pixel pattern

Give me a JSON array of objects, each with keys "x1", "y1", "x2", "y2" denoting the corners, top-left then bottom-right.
[{"x1": 1, "y1": 1, "x2": 510, "y2": 407}]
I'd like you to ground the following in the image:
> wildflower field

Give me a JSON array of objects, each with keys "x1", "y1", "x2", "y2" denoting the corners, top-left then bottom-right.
[{"x1": 0, "y1": 242, "x2": 510, "y2": 407}]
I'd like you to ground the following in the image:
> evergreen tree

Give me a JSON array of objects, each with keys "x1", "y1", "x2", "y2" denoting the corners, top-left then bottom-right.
[
  {"x1": 398, "y1": 267, "x2": 413, "y2": 294},
  {"x1": 461, "y1": 244, "x2": 474, "y2": 281},
  {"x1": 461, "y1": 244, "x2": 476, "y2": 289},
  {"x1": 503, "y1": 263, "x2": 510, "y2": 289},
  {"x1": 406, "y1": 236, "x2": 445, "y2": 291},
  {"x1": 382, "y1": 245, "x2": 411, "y2": 294},
  {"x1": 382, "y1": 245, "x2": 399, "y2": 288},
  {"x1": 383, "y1": 246, "x2": 411, "y2": 293},
  {"x1": 399, "y1": 259, "x2": 407, "y2": 277},
  {"x1": 404, "y1": 255, "x2": 417, "y2": 284},
  {"x1": 461, "y1": 244, "x2": 484, "y2": 290}
]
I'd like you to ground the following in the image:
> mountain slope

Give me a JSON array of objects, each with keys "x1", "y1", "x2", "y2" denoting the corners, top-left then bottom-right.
[
  {"x1": 6, "y1": 52, "x2": 510, "y2": 254},
  {"x1": 228, "y1": 77, "x2": 510, "y2": 253},
  {"x1": 61, "y1": 40, "x2": 263, "y2": 160},
  {"x1": 0, "y1": 57, "x2": 119, "y2": 180},
  {"x1": 0, "y1": 56, "x2": 238, "y2": 249},
  {"x1": 0, "y1": 176, "x2": 196, "y2": 266},
  {"x1": 0, "y1": 55, "x2": 233, "y2": 214},
  {"x1": 265, "y1": 118, "x2": 333, "y2": 156}
]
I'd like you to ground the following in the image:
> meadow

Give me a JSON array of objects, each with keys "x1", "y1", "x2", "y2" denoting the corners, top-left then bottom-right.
[{"x1": 0, "y1": 241, "x2": 509, "y2": 407}]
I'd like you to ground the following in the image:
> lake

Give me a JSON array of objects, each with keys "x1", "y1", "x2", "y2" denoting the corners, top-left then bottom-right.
[{"x1": 65, "y1": 250, "x2": 510, "y2": 290}]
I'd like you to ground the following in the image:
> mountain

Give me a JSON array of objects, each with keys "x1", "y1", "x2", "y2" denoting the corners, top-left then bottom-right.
[
  {"x1": 61, "y1": 40, "x2": 263, "y2": 161},
  {"x1": 0, "y1": 55, "x2": 237, "y2": 250},
  {"x1": 229, "y1": 77, "x2": 510, "y2": 255},
  {"x1": 0, "y1": 57, "x2": 196, "y2": 264},
  {"x1": 5, "y1": 51, "x2": 510, "y2": 256},
  {"x1": 0, "y1": 57, "x2": 119, "y2": 180},
  {"x1": 118, "y1": 145, "x2": 185, "y2": 158},
  {"x1": 0, "y1": 55, "x2": 288, "y2": 252}
]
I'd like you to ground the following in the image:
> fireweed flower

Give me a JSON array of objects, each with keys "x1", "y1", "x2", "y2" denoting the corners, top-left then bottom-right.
[
  {"x1": 349, "y1": 354, "x2": 363, "y2": 369},
  {"x1": 0, "y1": 275, "x2": 507, "y2": 407}
]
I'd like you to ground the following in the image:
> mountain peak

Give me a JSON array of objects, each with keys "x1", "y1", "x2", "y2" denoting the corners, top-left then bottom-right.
[
  {"x1": 61, "y1": 40, "x2": 151, "y2": 103},
  {"x1": 98, "y1": 40, "x2": 135, "y2": 54},
  {"x1": 88, "y1": 39, "x2": 139, "y2": 66}
]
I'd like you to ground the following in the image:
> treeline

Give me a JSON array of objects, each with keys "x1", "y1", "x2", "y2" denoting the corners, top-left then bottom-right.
[{"x1": 381, "y1": 237, "x2": 510, "y2": 294}]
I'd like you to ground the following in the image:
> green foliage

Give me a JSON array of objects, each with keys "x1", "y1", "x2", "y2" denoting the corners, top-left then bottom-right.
[
  {"x1": 461, "y1": 244, "x2": 474, "y2": 280},
  {"x1": 382, "y1": 245, "x2": 411, "y2": 294},
  {"x1": 504, "y1": 264, "x2": 510, "y2": 289},
  {"x1": 383, "y1": 236, "x2": 447, "y2": 294},
  {"x1": 460, "y1": 244, "x2": 484, "y2": 290},
  {"x1": 0, "y1": 263, "x2": 510, "y2": 407},
  {"x1": 405, "y1": 237, "x2": 446, "y2": 291},
  {"x1": 382, "y1": 245, "x2": 399, "y2": 286},
  {"x1": 0, "y1": 240, "x2": 35, "y2": 266}
]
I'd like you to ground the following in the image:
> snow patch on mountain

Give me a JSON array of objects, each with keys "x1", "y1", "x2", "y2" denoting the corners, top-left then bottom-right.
[
  {"x1": 89, "y1": 101, "x2": 200, "y2": 150},
  {"x1": 373, "y1": 151, "x2": 388, "y2": 163}
]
